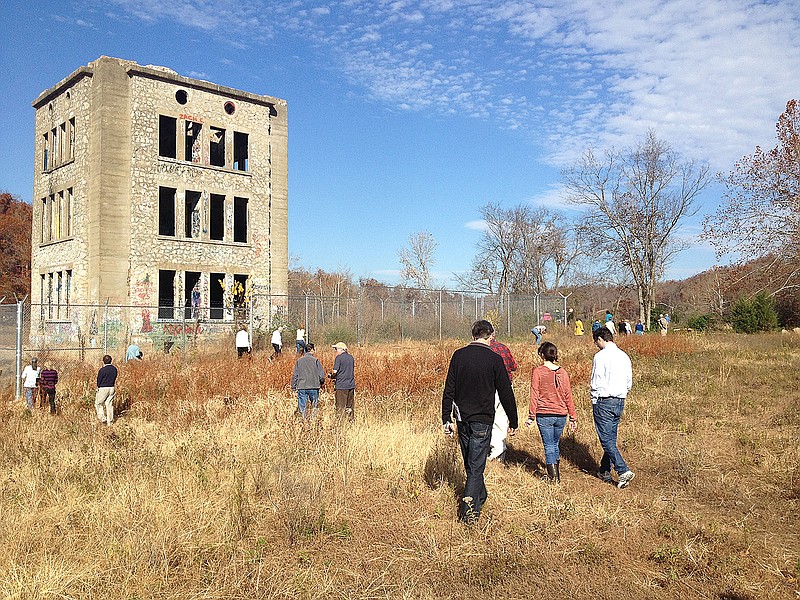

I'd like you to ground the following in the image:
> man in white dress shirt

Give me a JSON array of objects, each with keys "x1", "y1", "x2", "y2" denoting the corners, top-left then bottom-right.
[{"x1": 591, "y1": 327, "x2": 635, "y2": 488}]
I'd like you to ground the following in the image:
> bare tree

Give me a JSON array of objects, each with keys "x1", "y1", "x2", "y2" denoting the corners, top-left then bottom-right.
[
  {"x1": 563, "y1": 130, "x2": 710, "y2": 329},
  {"x1": 703, "y1": 99, "x2": 800, "y2": 296},
  {"x1": 398, "y1": 231, "x2": 438, "y2": 290}
]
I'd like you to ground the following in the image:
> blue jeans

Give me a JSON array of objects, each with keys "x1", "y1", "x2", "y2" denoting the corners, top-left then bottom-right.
[
  {"x1": 297, "y1": 389, "x2": 320, "y2": 419},
  {"x1": 24, "y1": 387, "x2": 35, "y2": 409},
  {"x1": 296, "y1": 340, "x2": 306, "y2": 354},
  {"x1": 536, "y1": 415, "x2": 567, "y2": 464},
  {"x1": 457, "y1": 421, "x2": 492, "y2": 521},
  {"x1": 532, "y1": 330, "x2": 542, "y2": 345},
  {"x1": 593, "y1": 397, "x2": 629, "y2": 475}
]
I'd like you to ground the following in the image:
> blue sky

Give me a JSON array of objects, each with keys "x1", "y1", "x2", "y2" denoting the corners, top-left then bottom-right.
[{"x1": 2, "y1": 0, "x2": 800, "y2": 285}]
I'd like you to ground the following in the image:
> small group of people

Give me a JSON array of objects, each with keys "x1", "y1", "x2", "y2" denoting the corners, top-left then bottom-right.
[
  {"x1": 20, "y1": 357, "x2": 59, "y2": 415},
  {"x1": 20, "y1": 354, "x2": 118, "y2": 426},
  {"x1": 443, "y1": 319, "x2": 635, "y2": 524},
  {"x1": 290, "y1": 341, "x2": 356, "y2": 421}
]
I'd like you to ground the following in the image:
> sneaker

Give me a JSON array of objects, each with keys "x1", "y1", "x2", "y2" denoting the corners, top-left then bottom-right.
[
  {"x1": 598, "y1": 470, "x2": 613, "y2": 483},
  {"x1": 617, "y1": 471, "x2": 635, "y2": 489}
]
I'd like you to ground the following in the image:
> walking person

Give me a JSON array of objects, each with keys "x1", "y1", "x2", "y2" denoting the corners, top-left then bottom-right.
[
  {"x1": 269, "y1": 326, "x2": 283, "y2": 361},
  {"x1": 329, "y1": 342, "x2": 355, "y2": 421},
  {"x1": 296, "y1": 325, "x2": 307, "y2": 354},
  {"x1": 658, "y1": 314, "x2": 669, "y2": 337},
  {"x1": 21, "y1": 357, "x2": 40, "y2": 410},
  {"x1": 591, "y1": 328, "x2": 635, "y2": 488},
  {"x1": 95, "y1": 354, "x2": 118, "y2": 425},
  {"x1": 236, "y1": 325, "x2": 251, "y2": 358},
  {"x1": 442, "y1": 320, "x2": 518, "y2": 524},
  {"x1": 38, "y1": 360, "x2": 59, "y2": 415},
  {"x1": 525, "y1": 342, "x2": 577, "y2": 482},
  {"x1": 574, "y1": 318, "x2": 585, "y2": 336},
  {"x1": 291, "y1": 343, "x2": 326, "y2": 419},
  {"x1": 489, "y1": 330, "x2": 517, "y2": 461},
  {"x1": 635, "y1": 319, "x2": 644, "y2": 335}
]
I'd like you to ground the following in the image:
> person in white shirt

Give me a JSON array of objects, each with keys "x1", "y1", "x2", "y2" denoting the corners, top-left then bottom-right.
[
  {"x1": 591, "y1": 327, "x2": 635, "y2": 489},
  {"x1": 21, "y1": 357, "x2": 40, "y2": 409},
  {"x1": 235, "y1": 326, "x2": 251, "y2": 358},
  {"x1": 296, "y1": 326, "x2": 306, "y2": 354},
  {"x1": 269, "y1": 327, "x2": 283, "y2": 361}
]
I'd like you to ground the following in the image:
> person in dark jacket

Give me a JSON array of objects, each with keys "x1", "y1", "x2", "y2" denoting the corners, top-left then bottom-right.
[
  {"x1": 291, "y1": 343, "x2": 326, "y2": 419},
  {"x1": 38, "y1": 361, "x2": 59, "y2": 415},
  {"x1": 442, "y1": 320, "x2": 518, "y2": 524},
  {"x1": 95, "y1": 354, "x2": 118, "y2": 425}
]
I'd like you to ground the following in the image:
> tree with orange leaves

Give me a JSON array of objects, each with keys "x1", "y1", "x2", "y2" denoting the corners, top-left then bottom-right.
[
  {"x1": 704, "y1": 100, "x2": 800, "y2": 297},
  {"x1": 0, "y1": 191, "x2": 32, "y2": 300}
]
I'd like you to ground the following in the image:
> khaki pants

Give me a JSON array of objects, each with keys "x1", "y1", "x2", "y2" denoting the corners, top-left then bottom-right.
[
  {"x1": 335, "y1": 389, "x2": 355, "y2": 421},
  {"x1": 95, "y1": 386, "x2": 116, "y2": 424}
]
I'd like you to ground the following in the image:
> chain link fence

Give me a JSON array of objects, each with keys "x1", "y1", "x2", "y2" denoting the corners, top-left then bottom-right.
[{"x1": 1, "y1": 287, "x2": 572, "y2": 399}]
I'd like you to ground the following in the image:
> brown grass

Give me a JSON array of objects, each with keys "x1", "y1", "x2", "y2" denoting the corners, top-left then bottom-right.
[{"x1": 1, "y1": 332, "x2": 799, "y2": 598}]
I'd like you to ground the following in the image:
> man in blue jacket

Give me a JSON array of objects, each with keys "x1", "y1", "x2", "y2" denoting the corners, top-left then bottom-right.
[
  {"x1": 291, "y1": 343, "x2": 326, "y2": 419},
  {"x1": 442, "y1": 320, "x2": 518, "y2": 524}
]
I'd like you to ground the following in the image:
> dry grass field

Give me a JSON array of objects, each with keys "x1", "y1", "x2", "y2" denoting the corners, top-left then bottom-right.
[{"x1": 1, "y1": 332, "x2": 799, "y2": 599}]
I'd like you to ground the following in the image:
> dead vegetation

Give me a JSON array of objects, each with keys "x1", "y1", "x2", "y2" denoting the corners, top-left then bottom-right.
[{"x1": 0, "y1": 332, "x2": 798, "y2": 599}]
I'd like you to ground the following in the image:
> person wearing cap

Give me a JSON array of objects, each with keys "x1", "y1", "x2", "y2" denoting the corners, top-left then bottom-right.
[
  {"x1": 21, "y1": 357, "x2": 40, "y2": 410},
  {"x1": 291, "y1": 343, "x2": 326, "y2": 419},
  {"x1": 329, "y1": 342, "x2": 355, "y2": 421}
]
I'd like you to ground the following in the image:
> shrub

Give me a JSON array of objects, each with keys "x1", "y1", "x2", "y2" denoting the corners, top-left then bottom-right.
[
  {"x1": 728, "y1": 292, "x2": 778, "y2": 333},
  {"x1": 686, "y1": 314, "x2": 714, "y2": 332}
]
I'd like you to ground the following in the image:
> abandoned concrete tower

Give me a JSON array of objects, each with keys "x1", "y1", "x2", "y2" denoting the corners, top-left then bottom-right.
[{"x1": 31, "y1": 56, "x2": 288, "y2": 331}]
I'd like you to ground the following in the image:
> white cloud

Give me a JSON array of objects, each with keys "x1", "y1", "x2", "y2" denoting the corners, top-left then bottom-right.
[
  {"x1": 101, "y1": 0, "x2": 800, "y2": 171},
  {"x1": 464, "y1": 220, "x2": 488, "y2": 231}
]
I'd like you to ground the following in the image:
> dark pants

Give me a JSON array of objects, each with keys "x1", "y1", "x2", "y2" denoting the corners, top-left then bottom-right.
[
  {"x1": 457, "y1": 420, "x2": 492, "y2": 522},
  {"x1": 593, "y1": 397, "x2": 629, "y2": 475},
  {"x1": 42, "y1": 387, "x2": 56, "y2": 414},
  {"x1": 335, "y1": 389, "x2": 355, "y2": 420},
  {"x1": 237, "y1": 346, "x2": 250, "y2": 358}
]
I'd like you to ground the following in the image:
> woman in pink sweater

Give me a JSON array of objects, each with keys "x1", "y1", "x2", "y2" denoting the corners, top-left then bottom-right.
[{"x1": 526, "y1": 342, "x2": 578, "y2": 482}]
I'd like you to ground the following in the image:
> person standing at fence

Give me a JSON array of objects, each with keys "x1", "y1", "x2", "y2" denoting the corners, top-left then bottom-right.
[
  {"x1": 39, "y1": 360, "x2": 59, "y2": 415},
  {"x1": 291, "y1": 343, "x2": 326, "y2": 419},
  {"x1": 488, "y1": 331, "x2": 517, "y2": 461},
  {"x1": 442, "y1": 320, "x2": 518, "y2": 524},
  {"x1": 95, "y1": 355, "x2": 118, "y2": 426},
  {"x1": 21, "y1": 357, "x2": 40, "y2": 410},
  {"x1": 236, "y1": 325, "x2": 251, "y2": 358},
  {"x1": 269, "y1": 326, "x2": 283, "y2": 361},
  {"x1": 296, "y1": 325, "x2": 307, "y2": 354},
  {"x1": 330, "y1": 342, "x2": 355, "y2": 421}
]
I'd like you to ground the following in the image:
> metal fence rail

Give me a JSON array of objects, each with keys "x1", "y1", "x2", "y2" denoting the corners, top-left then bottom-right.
[{"x1": 2, "y1": 287, "x2": 572, "y2": 399}]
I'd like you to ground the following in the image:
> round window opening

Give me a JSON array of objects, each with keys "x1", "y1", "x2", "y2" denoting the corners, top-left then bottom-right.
[
  {"x1": 224, "y1": 101, "x2": 236, "y2": 115},
  {"x1": 175, "y1": 90, "x2": 188, "y2": 105}
]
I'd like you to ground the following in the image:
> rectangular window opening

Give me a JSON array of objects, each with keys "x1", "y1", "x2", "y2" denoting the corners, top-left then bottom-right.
[
  {"x1": 184, "y1": 271, "x2": 201, "y2": 319},
  {"x1": 158, "y1": 186, "x2": 176, "y2": 236},
  {"x1": 233, "y1": 131, "x2": 248, "y2": 171},
  {"x1": 42, "y1": 133, "x2": 49, "y2": 171},
  {"x1": 65, "y1": 270, "x2": 71, "y2": 318},
  {"x1": 233, "y1": 273, "x2": 248, "y2": 313},
  {"x1": 158, "y1": 270, "x2": 176, "y2": 320},
  {"x1": 233, "y1": 196, "x2": 248, "y2": 243},
  {"x1": 55, "y1": 191, "x2": 63, "y2": 239},
  {"x1": 185, "y1": 121, "x2": 202, "y2": 163},
  {"x1": 66, "y1": 188, "x2": 73, "y2": 237},
  {"x1": 159, "y1": 115, "x2": 177, "y2": 159},
  {"x1": 210, "y1": 194, "x2": 225, "y2": 241},
  {"x1": 69, "y1": 118, "x2": 75, "y2": 160},
  {"x1": 59, "y1": 122, "x2": 66, "y2": 164},
  {"x1": 210, "y1": 127, "x2": 225, "y2": 167},
  {"x1": 210, "y1": 273, "x2": 225, "y2": 319},
  {"x1": 184, "y1": 190, "x2": 202, "y2": 238}
]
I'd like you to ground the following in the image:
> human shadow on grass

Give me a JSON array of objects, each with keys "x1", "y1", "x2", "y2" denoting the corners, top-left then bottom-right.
[
  {"x1": 423, "y1": 438, "x2": 464, "y2": 496},
  {"x1": 503, "y1": 446, "x2": 547, "y2": 477},
  {"x1": 558, "y1": 435, "x2": 605, "y2": 479}
]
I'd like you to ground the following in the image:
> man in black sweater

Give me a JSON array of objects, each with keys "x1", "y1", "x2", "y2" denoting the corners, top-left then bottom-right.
[{"x1": 442, "y1": 320, "x2": 518, "y2": 523}]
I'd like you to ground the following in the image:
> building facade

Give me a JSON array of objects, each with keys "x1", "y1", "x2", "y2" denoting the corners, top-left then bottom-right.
[{"x1": 30, "y1": 56, "x2": 288, "y2": 340}]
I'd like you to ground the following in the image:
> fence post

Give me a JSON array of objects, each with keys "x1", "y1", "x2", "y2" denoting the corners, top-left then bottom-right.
[
  {"x1": 181, "y1": 300, "x2": 186, "y2": 364},
  {"x1": 438, "y1": 289, "x2": 442, "y2": 341},
  {"x1": 507, "y1": 291, "x2": 511, "y2": 337},
  {"x1": 357, "y1": 284, "x2": 362, "y2": 346},
  {"x1": 103, "y1": 298, "x2": 109, "y2": 355},
  {"x1": 249, "y1": 295, "x2": 254, "y2": 350},
  {"x1": 304, "y1": 294, "x2": 309, "y2": 344},
  {"x1": 401, "y1": 287, "x2": 405, "y2": 340},
  {"x1": 15, "y1": 299, "x2": 23, "y2": 401}
]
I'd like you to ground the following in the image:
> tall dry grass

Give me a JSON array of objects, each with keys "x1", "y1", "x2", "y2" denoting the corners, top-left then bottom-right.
[{"x1": 1, "y1": 333, "x2": 799, "y2": 599}]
